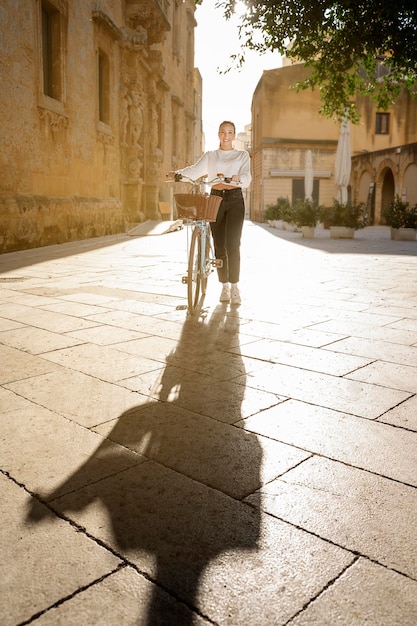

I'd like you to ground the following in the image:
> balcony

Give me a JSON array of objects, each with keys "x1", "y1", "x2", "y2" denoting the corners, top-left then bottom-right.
[{"x1": 125, "y1": 0, "x2": 170, "y2": 45}]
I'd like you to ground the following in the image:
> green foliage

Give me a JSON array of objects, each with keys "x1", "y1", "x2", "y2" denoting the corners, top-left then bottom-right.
[
  {"x1": 217, "y1": 0, "x2": 417, "y2": 122},
  {"x1": 321, "y1": 200, "x2": 368, "y2": 229},
  {"x1": 264, "y1": 196, "x2": 291, "y2": 222},
  {"x1": 381, "y1": 196, "x2": 417, "y2": 229},
  {"x1": 291, "y1": 198, "x2": 321, "y2": 228}
]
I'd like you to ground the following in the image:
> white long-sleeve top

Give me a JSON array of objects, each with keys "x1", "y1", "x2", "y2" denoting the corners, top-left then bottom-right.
[{"x1": 177, "y1": 148, "x2": 252, "y2": 189}]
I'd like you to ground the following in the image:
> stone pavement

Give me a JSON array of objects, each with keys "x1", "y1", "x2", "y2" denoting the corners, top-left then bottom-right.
[{"x1": 1, "y1": 222, "x2": 417, "y2": 626}]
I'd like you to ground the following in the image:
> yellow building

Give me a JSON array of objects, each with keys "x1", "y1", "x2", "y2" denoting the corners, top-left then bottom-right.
[
  {"x1": 251, "y1": 62, "x2": 417, "y2": 223},
  {"x1": 0, "y1": 0, "x2": 201, "y2": 253}
]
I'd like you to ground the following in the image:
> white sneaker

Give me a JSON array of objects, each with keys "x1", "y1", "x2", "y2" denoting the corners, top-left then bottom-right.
[
  {"x1": 220, "y1": 283, "x2": 230, "y2": 302},
  {"x1": 231, "y1": 284, "x2": 241, "y2": 305}
]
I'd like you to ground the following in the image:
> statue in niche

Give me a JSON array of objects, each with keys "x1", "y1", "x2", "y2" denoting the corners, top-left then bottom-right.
[
  {"x1": 120, "y1": 80, "x2": 132, "y2": 146},
  {"x1": 149, "y1": 104, "x2": 160, "y2": 154},
  {"x1": 129, "y1": 87, "x2": 144, "y2": 147},
  {"x1": 128, "y1": 154, "x2": 143, "y2": 180}
]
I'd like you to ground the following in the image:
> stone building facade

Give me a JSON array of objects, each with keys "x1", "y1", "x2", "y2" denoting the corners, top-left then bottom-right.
[
  {"x1": 251, "y1": 62, "x2": 417, "y2": 223},
  {"x1": 0, "y1": 0, "x2": 202, "y2": 253},
  {"x1": 352, "y1": 143, "x2": 417, "y2": 223}
]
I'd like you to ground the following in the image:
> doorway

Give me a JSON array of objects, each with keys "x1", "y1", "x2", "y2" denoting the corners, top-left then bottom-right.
[{"x1": 381, "y1": 168, "x2": 395, "y2": 223}]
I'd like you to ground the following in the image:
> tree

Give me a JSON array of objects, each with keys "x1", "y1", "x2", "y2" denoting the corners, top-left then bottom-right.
[{"x1": 207, "y1": 0, "x2": 417, "y2": 122}]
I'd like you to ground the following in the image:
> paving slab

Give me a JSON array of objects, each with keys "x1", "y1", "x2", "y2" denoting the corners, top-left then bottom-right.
[
  {"x1": 33, "y1": 566, "x2": 211, "y2": 626},
  {"x1": 39, "y1": 300, "x2": 113, "y2": 317},
  {"x1": 0, "y1": 325, "x2": 83, "y2": 354},
  {"x1": 0, "y1": 316, "x2": 23, "y2": 331},
  {"x1": 389, "y1": 317, "x2": 417, "y2": 332},
  {"x1": 0, "y1": 392, "x2": 144, "y2": 497},
  {"x1": 65, "y1": 323, "x2": 147, "y2": 345},
  {"x1": 39, "y1": 342, "x2": 164, "y2": 383},
  {"x1": 246, "y1": 456, "x2": 417, "y2": 578},
  {"x1": 4, "y1": 369, "x2": 150, "y2": 428},
  {"x1": 233, "y1": 337, "x2": 373, "y2": 375},
  {"x1": 346, "y1": 360, "x2": 417, "y2": 393},
  {"x1": 309, "y1": 317, "x2": 417, "y2": 345},
  {"x1": 0, "y1": 344, "x2": 60, "y2": 384},
  {"x1": 378, "y1": 394, "x2": 417, "y2": 430},
  {"x1": 325, "y1": 335, "x2": 417, "y2": 367},
  {"x1": 288, "y1": 558, "x2": 417, "y2": 626},
  {"x1": 237, "y1": 360, "x2": 410, "y2": 419},
  {"x1": 239, "y1": 399, "x2": 417, "y2": 485},
  {"x1": 4, "y1": 293, "x2": 63, "y2": 307},
  {"x1": 87, "y1": 309, "x2": 185, "y2": 340},
  {"x1": 0, "y1": 475, "x2": 121, "y2": 626},
  {"x1": 0, "y1": 302, "x2": 98, "y2": 333}
]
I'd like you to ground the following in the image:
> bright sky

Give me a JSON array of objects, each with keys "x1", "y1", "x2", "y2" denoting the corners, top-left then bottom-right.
[{"x1": 194, "y1": 2, "x2": 282, "y2": 150}]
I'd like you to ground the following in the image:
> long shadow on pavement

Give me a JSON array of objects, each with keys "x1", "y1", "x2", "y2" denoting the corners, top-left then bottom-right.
[{"x1": 26, "y1": 306, "x2": 262, "y2": 624}]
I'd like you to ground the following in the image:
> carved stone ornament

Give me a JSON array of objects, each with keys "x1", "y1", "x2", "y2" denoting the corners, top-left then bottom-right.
[
  {"x1": 125, "y1": 0, "x2": 170, "y2": 45},
  {"x1": 120, "y1": 25, "x2": 147, "y2": 49},
  {"x1": 37, "y1": 107, "x2": 69, "y2": 138},
  {"x1": 97, "y1": 131, "x2": 114, "y2": 145}
]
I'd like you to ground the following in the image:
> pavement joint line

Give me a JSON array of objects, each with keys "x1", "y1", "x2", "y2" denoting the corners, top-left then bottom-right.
[
  {"x1": 17, "y1": 564, "x2": 128, "y2": 626},
  {"x1": 281, "y1": 555, "x2": 361, "y2": 626},
  {"x1": 239, "y1": 428, "x2": 417, "y2": 492}
]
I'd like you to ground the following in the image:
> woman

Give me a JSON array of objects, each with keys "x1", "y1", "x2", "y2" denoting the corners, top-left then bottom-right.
[{"x1": 174, "y1": 121, "x2": 251, "y2": 305}]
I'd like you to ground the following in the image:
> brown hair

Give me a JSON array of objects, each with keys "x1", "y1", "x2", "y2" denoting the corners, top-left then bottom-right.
[{"x1": 218, "y1": 120, "x2": 236, "y2": 133}]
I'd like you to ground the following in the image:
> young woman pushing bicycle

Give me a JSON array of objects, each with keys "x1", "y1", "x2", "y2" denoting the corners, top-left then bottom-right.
[{"x1": 172, "y1": 121, "x2": 251, "y2": 306}]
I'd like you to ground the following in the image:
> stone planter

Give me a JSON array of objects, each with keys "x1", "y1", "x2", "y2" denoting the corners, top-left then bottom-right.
[
  {"x1": 301, "y1": 226, "x2": 315, "y2": 238},
  {"x1": 330, "y1": 226, "x2": 355, "y2": 239},
  {"x1": 390, "y1": 227, "x2": 416, "y2": 241}
]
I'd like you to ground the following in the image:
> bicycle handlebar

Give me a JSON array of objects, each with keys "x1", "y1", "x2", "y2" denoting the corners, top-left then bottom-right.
[{"x1": 167, "y1": 173, "x2": 233, "y2": 185}]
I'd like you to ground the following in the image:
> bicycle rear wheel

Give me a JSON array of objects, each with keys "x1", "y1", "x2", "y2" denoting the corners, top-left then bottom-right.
[{"x1": 188, "y1": 227, "x2": 202, "y2": 314}]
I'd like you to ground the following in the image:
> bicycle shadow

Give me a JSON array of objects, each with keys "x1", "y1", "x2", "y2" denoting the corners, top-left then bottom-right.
[{"x1": 27, "y1": 306, "x2": 263, "y2": 624}]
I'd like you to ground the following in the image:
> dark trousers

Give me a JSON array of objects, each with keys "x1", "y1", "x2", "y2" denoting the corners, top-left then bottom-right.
[{"x1": 210, "y1": 189, "x2": 245, "y2": 284}]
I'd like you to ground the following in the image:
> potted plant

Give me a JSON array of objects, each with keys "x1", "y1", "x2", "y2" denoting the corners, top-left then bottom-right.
[
  {"x1": 321, "y1": 200, "x2": 368, "y2": 238},
  {"x1": 292, "y1": 198, "x2": 321, "y2": 238},
  {"x1": 381, "y1": 196, "x2": 417, "y2": 240},
  {"x1": 264, "y1": 196, "x2": 291, "y2": 229}
]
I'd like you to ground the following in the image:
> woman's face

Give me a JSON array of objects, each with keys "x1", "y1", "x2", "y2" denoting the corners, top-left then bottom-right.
[{"x1": 218, "y1": 123, "x2": 236, "y2": 150}]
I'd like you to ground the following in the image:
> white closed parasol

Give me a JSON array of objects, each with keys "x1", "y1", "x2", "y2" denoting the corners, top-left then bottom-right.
[{"x1": 334, "y1": 118, "x2": 351, "y2": 204}]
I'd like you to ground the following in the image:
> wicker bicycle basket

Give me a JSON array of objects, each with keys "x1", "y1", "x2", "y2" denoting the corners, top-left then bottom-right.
[{"x1": 174, "y1": 193, "x2": 222, "y2": 222}]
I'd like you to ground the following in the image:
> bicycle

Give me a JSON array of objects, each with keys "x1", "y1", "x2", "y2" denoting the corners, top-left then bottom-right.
[{"x1": 170, "y1": 173, "x2": 228, "y2": 315}]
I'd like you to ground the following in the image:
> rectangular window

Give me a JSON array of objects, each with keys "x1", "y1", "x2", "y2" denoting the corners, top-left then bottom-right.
[
  {"x1": 172, "y1": 1, "x2": 180, "y2": 57},
  {"x1": 292, "y1": 179, "x2": 320, "y2": 204},
  {"x1": 98, "y1": 50, "x2": 110, "y2": 124},
  {"x1": 375, "y1": 112, "x2": 390, "y2": 134},
  {"x1": 186, "y1": 26, "x2": 193, "y2": 73},
  {"x1": 41, "y1": 1, "x2": 62, "y2": 100}
]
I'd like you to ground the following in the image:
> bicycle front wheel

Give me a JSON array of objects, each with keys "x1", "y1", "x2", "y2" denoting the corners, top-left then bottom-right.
[
  {"x1": 200, "y1": 230, "x2": 211, "y2": 296},
  {"x1": 187, "y1": 227, "x2": 202, "y2": 314}
]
